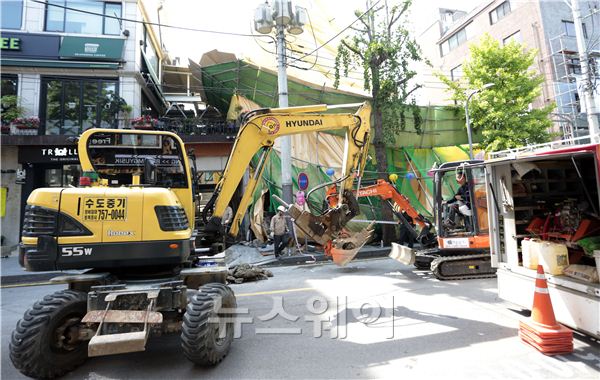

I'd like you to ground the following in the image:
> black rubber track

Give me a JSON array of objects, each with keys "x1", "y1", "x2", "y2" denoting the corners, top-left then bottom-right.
[
  {"x1": 9, "y1": 289, "x2": 88, "y2": 379},
  {"x1": 181, "y1": 283, "x2": 237, "y2": 366}
]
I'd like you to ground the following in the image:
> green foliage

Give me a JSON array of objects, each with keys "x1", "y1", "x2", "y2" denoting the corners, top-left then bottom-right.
[
  {"x1": 98, "y1": 92, "x2": 129, "y2": 127},
  {"x1": 334, "y1": 0, "x2": 426, "y2": 142},
  {"x1": 0, "y1": 95, "x2": 24, "y2": 125},
  {"x1": 436, "y1": 34, "x2": 554, "y2": 151}
]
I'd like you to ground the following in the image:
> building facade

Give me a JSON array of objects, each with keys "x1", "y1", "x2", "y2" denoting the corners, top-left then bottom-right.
[
  {"x1": 416, "y1": 0, "x2": 600, "y2": 140},
  {"x1": 0, "y1": 0, "x2": 169, "y2": 248}
]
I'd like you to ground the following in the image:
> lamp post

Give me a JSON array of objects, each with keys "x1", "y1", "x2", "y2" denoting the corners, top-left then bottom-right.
[
  {"x1": 465, "y1": 83, "x2": 494, "y2": 160},
  {"x1": 254, "y1": 1, "x2": 307, "y2": 206}
]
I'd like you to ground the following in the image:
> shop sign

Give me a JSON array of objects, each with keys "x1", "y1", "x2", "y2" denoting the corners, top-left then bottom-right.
[
  {"x1": 0, "y1": 37, "x2": 20, "y2": 50},
  {"x1": 19, "y1": 146, "x2": 79, "y2": 164},
  {"x1": 59, "y1": 36, "x2": 125, "y2": 60},
  {"x1": 0, "y1": 33, "x2": 60, "y2": 59}
]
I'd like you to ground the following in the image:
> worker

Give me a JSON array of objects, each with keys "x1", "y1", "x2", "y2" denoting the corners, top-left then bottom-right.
[
  {"x1": 444, "y1": 171, "x2": 472, "y2": 229},
  {"x1": 270, "y1": 205, "x2": 289, "y2": 258}
]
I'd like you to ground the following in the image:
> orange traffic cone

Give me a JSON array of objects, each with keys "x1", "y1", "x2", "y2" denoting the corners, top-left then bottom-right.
[{"x1": 518, "y1": 265, "x2": 573, "y2": 355}]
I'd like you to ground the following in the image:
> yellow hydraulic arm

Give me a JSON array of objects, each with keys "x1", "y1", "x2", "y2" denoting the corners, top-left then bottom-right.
[{"x1": 203, "y1": 102, "x2": 371, "y2": 238}]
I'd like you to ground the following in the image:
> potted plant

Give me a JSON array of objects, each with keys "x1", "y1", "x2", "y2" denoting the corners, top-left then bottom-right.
[
  {"x1": 131, "y1": 115, "x2": 158, "y2": 130},
  {"x1": 11, "y1": 117, "x2": 40, "y2": 135}
]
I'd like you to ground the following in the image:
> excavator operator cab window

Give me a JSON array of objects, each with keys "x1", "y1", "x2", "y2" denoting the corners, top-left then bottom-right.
[
  {"x1": 86, "y1": 131, "x2": 188, "y2": 188},
  {"x1": 440, "y1": 166, "x2": 487, "y2": 235}
]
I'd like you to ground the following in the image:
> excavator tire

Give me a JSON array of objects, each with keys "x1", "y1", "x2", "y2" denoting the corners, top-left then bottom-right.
[
  {"x1": 9, "y1": 290, "x2": 88, "y2": 379},
  {"x1": 181, "y1": 283, "x2": 236, "y2": 366}
]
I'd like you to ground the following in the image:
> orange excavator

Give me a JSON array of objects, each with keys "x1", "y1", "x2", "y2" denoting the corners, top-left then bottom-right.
[{"x1": 351, "y1": 161, "x2": 495, "y2": 280}]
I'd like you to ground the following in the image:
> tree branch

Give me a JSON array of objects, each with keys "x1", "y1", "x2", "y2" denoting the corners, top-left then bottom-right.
[
  {"x1": 350, "y1": 26, "x2": 368, "y2": 34},
  {"x1": 401, "y1": 84, "x2": 421, "y2": 101},
  {"x1": 341, "y1": 40, "x2": 365, "y2": 60}
]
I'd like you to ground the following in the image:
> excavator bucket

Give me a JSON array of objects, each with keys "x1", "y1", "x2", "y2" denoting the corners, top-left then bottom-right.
[
  {"x1": 286, "y1": 204, "x2": 373, "y2": 266},
  {"x1": 330, "y1": 226, "x2": 374, "y2": 266},
  {"x1": 389, "y1": 242, "x2": 416, "y2": 265}
]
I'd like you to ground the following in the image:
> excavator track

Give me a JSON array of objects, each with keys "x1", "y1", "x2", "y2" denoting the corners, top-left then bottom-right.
[{"x1": 430, "y1": 254, "x2": 497, "y2": 280}]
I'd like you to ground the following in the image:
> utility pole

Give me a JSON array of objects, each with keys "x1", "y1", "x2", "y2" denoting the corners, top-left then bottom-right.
[
  {"x1": 571, "y1": 0, "x2": 600, "y2": 140},
  {"x1": 275, "y1": 22, "x2": 292, "y2": 206},
  {"x1": 255, "y1": 2, "x2": 307, "y2": 207}
]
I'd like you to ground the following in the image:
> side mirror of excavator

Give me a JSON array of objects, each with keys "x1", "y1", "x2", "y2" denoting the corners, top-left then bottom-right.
[{"x1": 144, "y1": 158, "x2": 157, "y2": 185}]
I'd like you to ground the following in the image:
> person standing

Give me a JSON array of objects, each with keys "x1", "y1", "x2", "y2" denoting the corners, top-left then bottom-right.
[{"x1": 270, "y1": 205, "x2": 288, "y2": 258}]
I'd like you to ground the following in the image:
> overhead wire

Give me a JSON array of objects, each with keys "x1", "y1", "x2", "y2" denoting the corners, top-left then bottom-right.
[{"x1": 29, "y1": 0, "x2": 277, "y2": 43}]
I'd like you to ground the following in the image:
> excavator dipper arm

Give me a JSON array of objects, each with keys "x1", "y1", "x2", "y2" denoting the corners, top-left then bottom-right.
[
  {"x1": 203, "y1": 102, "x2": 372, "y2": 253},
  {"x1": 357, "y1": 179, "x2": 437, "y2": 247}
]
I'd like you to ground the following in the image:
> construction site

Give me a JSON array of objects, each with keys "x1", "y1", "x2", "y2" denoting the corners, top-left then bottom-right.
[{"x1": 1, "y1": 0, "x2": 600, "y2": 379}]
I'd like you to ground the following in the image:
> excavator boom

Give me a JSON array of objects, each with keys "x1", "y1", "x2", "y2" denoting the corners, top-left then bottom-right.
[{"x1": 203, "y1": 102, "x2": 372, "y2": 258}]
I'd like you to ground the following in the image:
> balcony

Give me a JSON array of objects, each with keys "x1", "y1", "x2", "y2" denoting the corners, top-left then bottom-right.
[{"x1": 0, "y1": 117, "x2": 239, "y2": 146}]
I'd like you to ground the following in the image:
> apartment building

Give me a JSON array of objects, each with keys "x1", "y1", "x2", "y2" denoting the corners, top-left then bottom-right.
[
  {"x1": 416, "y1": 0, "x2": 600, "y2": 139},
  {"x1": 0, "y1": 0, "x2": 169, "y2": 248}
]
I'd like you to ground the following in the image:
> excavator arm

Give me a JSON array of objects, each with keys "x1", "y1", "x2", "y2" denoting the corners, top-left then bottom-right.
[
  {"x1": 203, "y1": 102, "x2": 372, "y2": 252},
  {"x1": 357, "y1": 179, "x2": 437, "y2": 247}
]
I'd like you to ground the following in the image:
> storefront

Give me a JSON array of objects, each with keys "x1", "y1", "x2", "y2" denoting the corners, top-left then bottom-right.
[{"x1": 16, "y1": 145, "x2": 81, "y2": 231}]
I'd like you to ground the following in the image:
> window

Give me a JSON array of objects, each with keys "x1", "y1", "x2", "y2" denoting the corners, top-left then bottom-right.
[
  {"x1": 489, "y1": 1, "x2": 511, "y2": 25},
  {"x1": 450, "y1": 65, "x2": 462, "y2": 81},
  {"x1": 562, "y1": 20, "x2": 588, "y2": 39},
  {"x1": 41, "y1": 77, "x2": 119, "y2": 136},
  {"x1": 1, "y1": 75, "x2": 18, "y2": 96},
  {"x1": 440, "y1": 27, "x2": 467, "y2": 57},
  {"x1": 503, "y1": 30, "x2": 521, "y2": 45},
  {"x1": 567, "y1": 58, "x2": 581, "y2": 75},
  {"x1": 45, "y1": 1, "x2": 122, "y2": 35},
  {"x1": 1, "y1": 0, "x2": 23, "y2": 29}
]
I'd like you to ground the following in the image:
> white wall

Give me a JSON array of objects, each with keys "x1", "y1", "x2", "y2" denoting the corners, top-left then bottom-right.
[{"x1": 0, "y1": 146, "x2": 21, "y2": 248}]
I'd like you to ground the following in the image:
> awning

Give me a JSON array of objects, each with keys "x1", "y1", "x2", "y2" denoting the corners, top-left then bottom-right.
[{"x1": 1, "y1": 58, "x2": 120, "y2": 70}]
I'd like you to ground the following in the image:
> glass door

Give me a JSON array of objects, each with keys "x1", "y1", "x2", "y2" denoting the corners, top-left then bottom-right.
[
  {"x1": 45, "y1": 80, "x2": 63, "y2": 135},
  {"x1": 62, "y1": 80, "x2": 81, "y2": 135}
]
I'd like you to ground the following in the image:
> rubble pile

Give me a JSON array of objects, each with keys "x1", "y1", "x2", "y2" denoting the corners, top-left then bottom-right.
[{"x1": 227, "y1": 263, "x2": 273, "y2": 284}]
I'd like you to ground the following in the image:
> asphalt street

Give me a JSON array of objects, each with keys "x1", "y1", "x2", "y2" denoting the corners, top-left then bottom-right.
[{"x1": 2, "y1": 257, "x2": 599, "y2": 379}]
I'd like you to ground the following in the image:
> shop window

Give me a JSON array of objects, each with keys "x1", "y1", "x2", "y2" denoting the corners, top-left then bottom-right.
[
  {"x1": 489, "y1": 1, "x2": 511, "y2": 25},
  {"x1": 45, "y1": 0, "x2": 122, "y2": 35},
  {"x1": 44, "y1": 165, "x2": 81, "y2": 187},
  {"x1": 0, "y1": 0, "x2": 23, "y2": 29},
  {"x1": 1, "y1": 75, "x2": 18, "y2": 96},
  {"x1": 41, "y1": 77, "x2": 119, "y2": 136}
]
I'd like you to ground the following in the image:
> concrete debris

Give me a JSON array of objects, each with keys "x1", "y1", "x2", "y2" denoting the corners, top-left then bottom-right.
[{"x1": 227, "y1": 263, "x2": 273, "y2": 284}]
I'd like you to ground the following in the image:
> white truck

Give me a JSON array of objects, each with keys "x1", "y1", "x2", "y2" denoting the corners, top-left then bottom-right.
[{"x1": 484, "y1": 137, "x2": 600, "y2": 339}]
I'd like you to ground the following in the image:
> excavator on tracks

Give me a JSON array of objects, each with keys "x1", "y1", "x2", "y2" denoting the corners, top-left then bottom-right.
[
  {"x1": 355, "y1": 160, "x2": 495, "y2": 280},
  {"x1": 10, "y1": 102, "x2": 373, "y2": 379}
]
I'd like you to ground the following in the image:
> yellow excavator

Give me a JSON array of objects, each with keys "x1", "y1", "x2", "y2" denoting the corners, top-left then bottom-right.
[
  {"x1": 200, "y1": 102, "x2": 373, "y2": 264},
  {"x1": 10, "y1": 102, "x2": 372, "y2": 379}
]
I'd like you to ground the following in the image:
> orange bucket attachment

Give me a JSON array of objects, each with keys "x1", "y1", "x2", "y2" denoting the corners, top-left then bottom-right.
[{"x1": 329, "y1": 224, "x2": 374, "y2": 267}]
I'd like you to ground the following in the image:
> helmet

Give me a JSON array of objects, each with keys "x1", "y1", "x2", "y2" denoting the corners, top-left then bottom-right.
[{"x1": 277, "y1": 205, "x2": 286, "y2": 212}]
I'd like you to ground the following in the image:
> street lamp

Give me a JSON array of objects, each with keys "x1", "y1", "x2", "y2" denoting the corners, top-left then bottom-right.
[
  {"x1": 254, "y1": 1, "x2": 307, "y2": 206},
  {"x1": 465, "y1": 83, "x2": 494, "y2": 160}
]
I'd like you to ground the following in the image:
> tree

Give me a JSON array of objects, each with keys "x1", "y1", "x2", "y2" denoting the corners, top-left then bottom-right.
[
  {"x1": 437, "y1": 34, "x2": 554, "y2": 152},
  {"x1": 334, "y1": 0, "x2": 425, "y2": 244}
]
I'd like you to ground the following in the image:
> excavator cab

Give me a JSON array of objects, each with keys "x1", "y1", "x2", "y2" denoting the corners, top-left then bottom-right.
[{"x1": 433, "y1": 161, "x2": 489, "y2": 248}]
